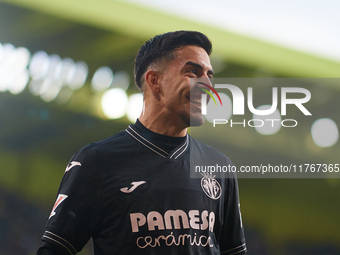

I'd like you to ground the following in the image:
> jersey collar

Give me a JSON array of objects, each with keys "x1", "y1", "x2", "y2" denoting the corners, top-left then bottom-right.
[{"x1": 125, "y1": 121, "x2": 189, "y2": 160}]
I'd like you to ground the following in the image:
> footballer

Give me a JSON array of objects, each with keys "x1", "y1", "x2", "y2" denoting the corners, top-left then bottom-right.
[{"x1": 36, "y1": 30, "x2": 247, "y2": 255}]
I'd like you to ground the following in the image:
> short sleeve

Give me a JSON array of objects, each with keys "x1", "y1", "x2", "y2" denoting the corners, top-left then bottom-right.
[
  {"x1": 219, "y1": 176, "x2": 247, "y2": 254},
  {"x1": 41, "y1": 148, "x2": 104, "y2": 254}
]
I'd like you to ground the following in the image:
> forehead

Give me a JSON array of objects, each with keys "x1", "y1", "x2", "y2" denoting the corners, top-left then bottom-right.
[{"x1": 171, "y1": 45, "x2": 212, "y2": 70}]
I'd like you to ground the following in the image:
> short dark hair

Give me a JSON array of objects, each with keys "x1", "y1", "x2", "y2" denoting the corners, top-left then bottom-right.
[{"x1": 134, "y1": 30, "x2": 212, "y2": 90}]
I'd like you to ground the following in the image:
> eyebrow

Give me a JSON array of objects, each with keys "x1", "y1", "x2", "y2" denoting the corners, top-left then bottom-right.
[{"x1": 185, "y1": 61, "x2": 214, "y2": 76}]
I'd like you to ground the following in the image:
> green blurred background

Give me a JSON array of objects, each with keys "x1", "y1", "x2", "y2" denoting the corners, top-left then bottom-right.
[{"x1": 0, "y1": 1, "x2": 339, "y2": 254}]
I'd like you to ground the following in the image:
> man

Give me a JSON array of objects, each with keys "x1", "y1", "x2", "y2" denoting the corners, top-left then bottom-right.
[{"x1": 37, "y1": 31, "x2": 247, "y2": 255}]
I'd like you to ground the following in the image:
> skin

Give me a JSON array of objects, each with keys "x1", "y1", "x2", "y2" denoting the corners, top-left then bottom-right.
[{"x1": 138, "y1": 45, "x2": 214, "y2": 137}]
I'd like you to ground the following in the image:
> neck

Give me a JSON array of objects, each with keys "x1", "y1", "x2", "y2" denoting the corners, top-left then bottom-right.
[{"x1": 138, "y1": 108, "x2": 187, "y2": 137}]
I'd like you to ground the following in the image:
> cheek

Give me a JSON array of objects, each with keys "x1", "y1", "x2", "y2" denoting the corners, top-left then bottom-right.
[
  {"x1": 162, "y1": 84, "x2": 180, "y2": 99},
  {"x1": 161, "y1": 77, "x2": 189, "y2": 106}
]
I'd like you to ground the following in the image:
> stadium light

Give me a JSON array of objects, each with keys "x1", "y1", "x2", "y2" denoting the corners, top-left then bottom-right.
[
  {"x1": 91, "y1": 66, "x2": 113, "y2": 92},
  {"x1": 253, "y1": 105, "x2": 281, "y2": 135},
  {"x1": 111, "y1": 71, "x2": 130, "y2": 91},
  {"x1": 311, "y1": 118, "x2": 339, "y2": 147},
  {"x1": 126, "y1": 93, "x2": 143, "y2": 123},
  {"x1": 101, "y1": 88, "x2": 128, "y2": 119}
]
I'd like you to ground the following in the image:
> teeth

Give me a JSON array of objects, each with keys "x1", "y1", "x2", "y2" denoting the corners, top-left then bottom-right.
[{"x1": 190, "y1": 99, "x2": 201, "y2": 104}]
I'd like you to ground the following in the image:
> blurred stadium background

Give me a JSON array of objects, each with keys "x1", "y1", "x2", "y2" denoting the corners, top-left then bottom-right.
[{"x1": 0, "y1": 0, "x2": 339, "y2": 254}]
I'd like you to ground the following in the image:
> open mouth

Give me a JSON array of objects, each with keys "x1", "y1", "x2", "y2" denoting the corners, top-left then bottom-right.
[
  {"x1": 186, "y1": 81, "x2": 212, "y2": 108},
  {"x1": 186, "y1": 90, "x2": 204, "y2": 108},
  {"x1": 189, "y1": 97, "x2": 202, "y2": 105}
]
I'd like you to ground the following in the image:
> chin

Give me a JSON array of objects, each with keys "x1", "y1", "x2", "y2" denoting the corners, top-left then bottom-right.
[
  {"x1": 189, "y1": 113, "x2": 205, "y2": 127},
  {"x1": 189, "y1": 117, "x2": 205, "y2": 127},
  {"x1": 179, "y1": 112, "x2": 205, "y2": 128}
]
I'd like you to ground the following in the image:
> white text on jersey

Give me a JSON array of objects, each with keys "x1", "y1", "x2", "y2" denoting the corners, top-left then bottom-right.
[{"x1": 130, "y1": 209, "x2": 215, "y2": 233}]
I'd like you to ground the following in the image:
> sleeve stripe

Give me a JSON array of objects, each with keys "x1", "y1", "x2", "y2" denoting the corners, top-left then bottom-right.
[
  {"x1": 42, "y1": 235, "x2": 74, "y2": 255},
  {"x1": 45, "y1": 231, "x2": 77, "y2": 252},
  {"x1": 42, "y1": 231, "x2": 78, "y2": 255},
  {"x1": 228, "y1": 247, "x2": 247, "y2": 255},
  {"x1": 221, "y1": 243, "x2": 247, "y2": 255}
]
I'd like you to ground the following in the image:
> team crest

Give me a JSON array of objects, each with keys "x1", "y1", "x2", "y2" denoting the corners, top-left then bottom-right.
[{"x1": 201, "y1": 173, "x2": 222, "y2": 200}]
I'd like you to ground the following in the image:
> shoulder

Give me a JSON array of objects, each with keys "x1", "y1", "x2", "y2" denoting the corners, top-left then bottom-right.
[
  {"x1": 62, "y1": 130, "x2": 132, "y2": 179},
  {"x1": 70, "y1": 130, "x2": 132, "y2": 165},
  {"x1": 79, "y1": 130, "x2": 128, "y2": 154}
]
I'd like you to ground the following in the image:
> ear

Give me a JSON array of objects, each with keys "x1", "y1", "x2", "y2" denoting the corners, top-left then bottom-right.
[{"x1": 144, "y1": 70, "x2": 162, "y2": 93}]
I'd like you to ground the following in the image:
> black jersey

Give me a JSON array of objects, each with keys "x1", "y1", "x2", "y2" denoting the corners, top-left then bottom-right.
[{"x1": 40, "y1": 120, "x2": 246, "y2": 255}]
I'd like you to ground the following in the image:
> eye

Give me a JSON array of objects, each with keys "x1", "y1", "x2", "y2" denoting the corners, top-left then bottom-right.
[{"x1": 187, "y1": 68, "x2": 198, "y2": 76}]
